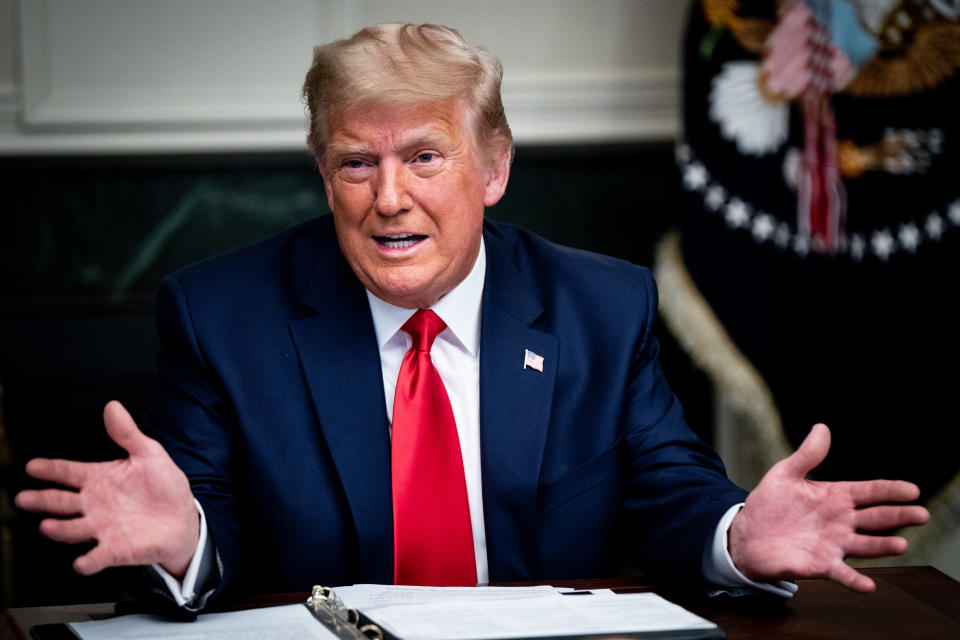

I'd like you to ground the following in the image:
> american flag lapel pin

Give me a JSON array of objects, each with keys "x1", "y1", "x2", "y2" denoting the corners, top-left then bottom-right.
[{"x1": 523, "y1": 349, "x2": 544, "y2": 372}]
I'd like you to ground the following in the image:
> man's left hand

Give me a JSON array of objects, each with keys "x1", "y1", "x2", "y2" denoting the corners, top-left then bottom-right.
[{"x1": 728, "y1": 423, "x2": 930, "y2": 592}]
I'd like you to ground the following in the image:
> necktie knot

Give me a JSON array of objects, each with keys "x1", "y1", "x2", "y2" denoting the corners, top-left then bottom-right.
[{"x1": 402, "y1": 309, "x2": 447, "y2": 353}]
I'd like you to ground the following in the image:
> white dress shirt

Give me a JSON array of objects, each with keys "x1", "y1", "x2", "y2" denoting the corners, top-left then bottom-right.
[
  {"x1": 158, "y1": 238, "x2": 795, "y2": 602},
  {"x1": 366, "y1": 237, "x2": 488, "y2": 582}
]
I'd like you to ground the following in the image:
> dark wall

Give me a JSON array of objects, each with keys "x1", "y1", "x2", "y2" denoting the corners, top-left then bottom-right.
[{"x1": 0, "y1": 143, "x2": 706, "y2": 607}]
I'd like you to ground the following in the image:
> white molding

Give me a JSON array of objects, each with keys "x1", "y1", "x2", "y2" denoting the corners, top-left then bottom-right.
[
  {"x1": 505, "y1": 70, "x2": 679, "y2": 144},
  {"x1": 0, "y1": 84, "x2": 18, "y2": 120},
  {"x1": 21, "y1": 88, "x2": 305, "y2": 128},
  {"x1": 0, "y1": 71, "x2": 679, "y2": 154},
  {"x1": 0, "y1": 127, "x2": 310, "y2": 155},
  {"x1": 17, "y1": 0, "x2": 49, "y2": 129}
]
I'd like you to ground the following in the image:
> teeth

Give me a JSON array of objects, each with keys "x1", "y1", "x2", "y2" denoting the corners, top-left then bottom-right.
[
  {"x1": 379, "y1": 233, "x2": 421, "y2": 249},
  {"x1": 383, "y1": 238, "x2": 418, "y2": 249}
]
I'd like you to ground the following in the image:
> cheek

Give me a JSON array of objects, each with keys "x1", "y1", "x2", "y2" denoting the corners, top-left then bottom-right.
[
  {"x1": 430, "y1": 174, "x2": 486, "y2": 220},
  {"x1": 332, "y1": 196, "x2": 371, "y2": 246},
  {"x1": 330, "y1": 184, "x2": 372, "y2": 224},
  {"x1": 449, "y1": 181, "x2": 487, "y2": 234}
]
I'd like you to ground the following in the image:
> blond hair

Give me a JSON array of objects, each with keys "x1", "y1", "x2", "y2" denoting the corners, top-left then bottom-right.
[{"x1": 302, "y1": 23, "x2": 513, "y2": 163}]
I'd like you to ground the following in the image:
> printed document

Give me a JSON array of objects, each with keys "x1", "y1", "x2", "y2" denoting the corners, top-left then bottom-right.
[
  {"x1": 66, "y1": 586, "x2": 719, "y2": 640},
  {"x1": 68, "y1": 603, "x2": 336, "y2": 640},
  {"x1": 334, "y1": 584, "x2": 559, "y2": 611},
  {"x1": 354, "y1": 591, "x2": 718, "y2": 640}
]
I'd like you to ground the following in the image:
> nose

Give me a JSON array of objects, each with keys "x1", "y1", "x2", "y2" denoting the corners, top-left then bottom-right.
[{"x1": 373, "y1": 159, "x2": 413, "y2": 216}]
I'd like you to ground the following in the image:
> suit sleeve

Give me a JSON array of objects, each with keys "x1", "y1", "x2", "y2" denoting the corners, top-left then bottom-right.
[
  {"x1": 619, "y1": 268, "x2": 748, "y2": 585},
  {"x1": 140, "y1": 273, "x2": 244, "y2": 600}
]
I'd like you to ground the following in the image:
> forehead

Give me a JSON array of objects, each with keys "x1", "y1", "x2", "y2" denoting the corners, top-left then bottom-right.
[{"x1": 326, "y1": 99, "x2": 475, "y2": 150}]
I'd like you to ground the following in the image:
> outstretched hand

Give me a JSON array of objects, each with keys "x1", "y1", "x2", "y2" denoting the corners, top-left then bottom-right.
[
  {"x1": 15, "y1": 401, "x2": 199, "y2": 578},
  {"x1": 728, "y1": 423, "x2": 929, "y2": 592}
]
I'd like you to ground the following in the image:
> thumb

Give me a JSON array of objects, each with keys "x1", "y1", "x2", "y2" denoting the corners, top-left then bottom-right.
[
  {"x1": 780, "y1": 423, "x2": 831, "y2": 479},
  {"x1": 103, "y1": 401, "x2": 152, "y2": 458}
]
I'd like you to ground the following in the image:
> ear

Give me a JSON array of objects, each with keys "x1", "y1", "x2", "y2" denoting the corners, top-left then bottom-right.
[{"x1": 483, "y1": 146, "x2": 512, "y2": 207}]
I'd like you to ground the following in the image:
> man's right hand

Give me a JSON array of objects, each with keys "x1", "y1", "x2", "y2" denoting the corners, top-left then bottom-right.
[{"x1": 15, "y1": 401, "x2": 200, "y2": 578}]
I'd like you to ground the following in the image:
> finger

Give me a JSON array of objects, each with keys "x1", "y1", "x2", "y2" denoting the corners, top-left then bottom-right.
[
  {"x1": 849, "y1": 479, "x2": 921, "y2": 506},
  {"x1": 15, "y1": 488, "x2": 83, "y2": 516},
  {"x1": 74, "y1": 546, "x2": 116, "y2": 576},
  {"x1": 24, "y1": 458, "x2": 93, "y2": 489},
  {"x1": 827, "y1": 561, "x2": 876, "y2": 593},
  {"x1": 38, "y1": 517, "x2": 96, "y2": 544},
  {"x1": 855, "y1": 505, "x2": 929, "y2": 531},
  {"x1": 846, "y1": 533, "x2": 908, "y2": 558},
  {"x1": 103, "y1": 400, "x2": 152, "y2": 458},
  {"x1": 779, "y1": 423, "x2": 831, "y2": 478}
]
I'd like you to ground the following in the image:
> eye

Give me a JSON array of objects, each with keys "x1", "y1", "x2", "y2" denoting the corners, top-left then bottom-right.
[
  {"x1": 335, "y1": 157, "x2": 374, "y2": 182},
  {"x1": 415, "y1": 152, "x2": 437, "y2": 163}
]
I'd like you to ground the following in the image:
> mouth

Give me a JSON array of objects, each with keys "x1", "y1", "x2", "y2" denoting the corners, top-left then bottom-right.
[{"x1": 373, "y1": 233, "x2": 427, "y2": 250}]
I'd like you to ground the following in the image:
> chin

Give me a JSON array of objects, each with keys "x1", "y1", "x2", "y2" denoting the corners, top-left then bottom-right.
[
  {"x1": 370, "y1": 269, "x2": 442, "y2": 308},
  {"x1": 373, "y1": 283, "x2": 435, "y2": 309}
]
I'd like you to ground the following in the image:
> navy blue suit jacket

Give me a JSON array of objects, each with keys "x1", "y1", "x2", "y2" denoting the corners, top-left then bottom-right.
[{"x1": 143, "y1": 215, "x2": 747, "y2": 596}]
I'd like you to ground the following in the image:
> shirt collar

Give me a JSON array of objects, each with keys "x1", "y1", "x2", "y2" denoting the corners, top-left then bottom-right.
[{"x1": 366, "y1": 237, "x2": 486, "y2": 358}]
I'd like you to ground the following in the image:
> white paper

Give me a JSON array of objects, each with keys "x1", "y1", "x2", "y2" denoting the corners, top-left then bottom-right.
[
  {"x1": 362, "y1": 592, "x2": 717, "y2": 640},
  {"x1": 69, "y1": 604, "x2": 337, "y2": 640},
  {"x1": 335, "y1": 584, "x2": 558, "y2": 612}
]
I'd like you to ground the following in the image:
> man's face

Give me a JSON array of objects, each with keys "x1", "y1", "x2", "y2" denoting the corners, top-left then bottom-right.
[{"x1": 319, "y1": 99, "x2": 509, "y2": 309}]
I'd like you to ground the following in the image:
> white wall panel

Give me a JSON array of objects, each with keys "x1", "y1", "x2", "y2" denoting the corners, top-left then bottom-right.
[
  {"x1": 0, "y1": 0, "x2": 14, "y2": 89},
  {"x1": 0, "y1": 0, "x2": 17, "y2": 125},
  {"x1": 20, "y1": 0, "x2": 339, "y2": 126},
  {"x1": 0, "y1": 0, "x2": 687, "y2": 154}
]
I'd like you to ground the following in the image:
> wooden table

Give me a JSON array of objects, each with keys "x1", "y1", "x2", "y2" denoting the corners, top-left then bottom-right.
[
  {"x1": 678, "y1": 565, "x2": 960, "y2": 639},
  {"x1": 2, "y1": 566, "x2": 958, "y2": 639}
]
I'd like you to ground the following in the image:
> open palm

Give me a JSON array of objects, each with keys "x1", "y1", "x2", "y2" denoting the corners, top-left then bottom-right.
[
  {"x1": 16, "y1": 401, "x2": 199, "y2": 577},
  {"x1": 728, "y1": 424, "x2": 929, "y2": 592}
]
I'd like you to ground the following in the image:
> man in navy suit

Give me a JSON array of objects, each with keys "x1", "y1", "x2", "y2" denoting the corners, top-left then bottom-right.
[{"x1": 17, "y1": 23, "x2": 927, "y2": 608}]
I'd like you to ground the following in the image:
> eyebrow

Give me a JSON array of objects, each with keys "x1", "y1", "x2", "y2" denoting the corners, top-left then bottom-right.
[
  {"x1": 327, "y1": 125, "x2": 454, "y2": 160},
  {"x1": 325, "y1": 142, "x2": 370, "y2": 158}
]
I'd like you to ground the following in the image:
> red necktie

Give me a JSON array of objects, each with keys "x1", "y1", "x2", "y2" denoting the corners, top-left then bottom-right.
[{"x1": 391, "y1": 309, "x2": 477, "y2": 586}]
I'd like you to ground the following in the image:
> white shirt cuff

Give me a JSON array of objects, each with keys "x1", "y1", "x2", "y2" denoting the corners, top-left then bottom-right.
[
  {"x1": 704, "y1": 503, "x2": 798, "y2": 599},
  {"x1": 151, "y1": 499, "x2": 210, "y2": 607}
]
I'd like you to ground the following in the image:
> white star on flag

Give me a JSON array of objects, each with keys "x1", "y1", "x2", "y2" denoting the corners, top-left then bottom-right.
[
  {"x1": 850, "y1": 234, "x2": 866, "y2": 262},
  {"x1": 926, "y1": 213, "x2": 944, "y2": 240},
  {"x1": 683, "y1": 162, "x2": 709, "y2": 191},
  {"x1": 948, "y1": 199, "x2": 960, "y2": 225},
  {"x1": 523, "y1": 349, "x2": 544, "y2": 372},
  {"x1": 752, "y1": 213, "x2": 775, "y2": 242},
  {"x1": 704, "y1": 185, "x2": 726, "y2": 211},
  {"x1": 774, "y1": 222, "x2": 791, "y2": 248},
  {"x1": 724, "y1": 198, "x2": 751, "y2": 228},
  {"x1": 898, "y1": 223, "x2": 920, "y2": 253},
  {"x1": 872, "y1": 229, "x2": 895, "y2": 261}
]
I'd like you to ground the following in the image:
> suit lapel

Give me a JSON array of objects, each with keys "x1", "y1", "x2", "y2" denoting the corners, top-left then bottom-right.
[
  {"x1": 289, "y1": 242, "x2": 394, "y2": 583},
  {"x1": 480, "y1": 227, "x2": 559, "y2": 581}
]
